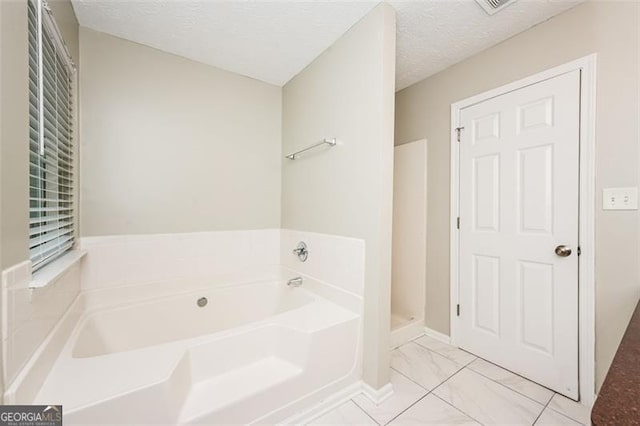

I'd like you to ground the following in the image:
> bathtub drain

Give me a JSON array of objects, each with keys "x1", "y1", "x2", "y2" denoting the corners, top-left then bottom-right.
[{"x1": 197, "y1": 297, "x2": 208, "y2": 307}]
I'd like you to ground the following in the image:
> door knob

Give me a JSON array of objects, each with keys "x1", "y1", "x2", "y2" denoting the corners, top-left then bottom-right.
[{"x1": 555, "y1": 245, "x2": 572, "y2": 257}]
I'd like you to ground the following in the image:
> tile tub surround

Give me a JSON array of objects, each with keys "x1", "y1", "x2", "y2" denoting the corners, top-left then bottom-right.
[
  {"x1": 80, "y1": 229, "x2": 366, "y2": 297},
  {"x1": 1, "y1": 260, "x2": 81, "y2": 390},
  {"x1": 280, "y1": 229, "x2": 365, "y2": 297},
  {"x1": 79, "y1": 229, "x2": 281, "y2": 290},
  {"x1": 313, "y1": 333, "x2": 591, "y2": 425},
  {"x1": 78, "y1": 229, "x2": 366, "y2": 317}
]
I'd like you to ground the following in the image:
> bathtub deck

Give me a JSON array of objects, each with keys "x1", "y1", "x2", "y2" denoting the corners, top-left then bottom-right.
[{"x1": 179, "y1": 357, "x2": 301, "y2": 423}]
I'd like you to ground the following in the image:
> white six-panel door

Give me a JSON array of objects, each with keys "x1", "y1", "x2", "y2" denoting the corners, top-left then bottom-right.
[{"x1": 457, "y1": 70, "x2": 581, "y2": 399}]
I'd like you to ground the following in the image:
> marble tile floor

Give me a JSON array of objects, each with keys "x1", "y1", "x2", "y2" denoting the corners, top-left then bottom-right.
[{"x1": 309, "y1": 334, "x2": 591, "y2": 426}]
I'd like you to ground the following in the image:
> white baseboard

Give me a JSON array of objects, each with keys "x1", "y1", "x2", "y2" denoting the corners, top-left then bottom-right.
[
  {"x1": 284, "y1": 381, "x2": 394, "y2": 424},
  {"x1": 423, "y1": 326, "x2": 451, "y2": 344},
  {"x1": 361, "y1": 382, "x2": 394, "y2": 405},
  {"x1": 390, "y1": 319, "x2": 424, "y2": 349},
  {"x1": 281, "y1": 381, "x2": 364, "y2": 425}
]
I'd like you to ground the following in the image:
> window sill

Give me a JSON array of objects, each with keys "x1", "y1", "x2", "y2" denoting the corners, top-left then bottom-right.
[{"x1": 29, "y1": 250, "x2": 87, "y2": 289}]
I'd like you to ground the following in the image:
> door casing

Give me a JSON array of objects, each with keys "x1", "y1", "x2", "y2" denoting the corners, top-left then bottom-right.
[{"x1": 449, "y1": 54, "x2": 597, "y2": 407}]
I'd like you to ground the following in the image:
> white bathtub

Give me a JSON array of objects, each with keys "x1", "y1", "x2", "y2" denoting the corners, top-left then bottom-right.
[
  {"x1": 35, "y1": 279, "x2": 361, "y2": 425},
  {"x1": 73, "y1": 282, "x2": 315, "y2": 358}
]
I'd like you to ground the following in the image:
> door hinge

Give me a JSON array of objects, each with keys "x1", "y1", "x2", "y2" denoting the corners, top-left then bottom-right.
[
  {"x1": 455, "y1": 127, "x2": 465, "y2": 142},
  {"x1": 456, "y1": 304, "x2": 460, "y2": 317},
  {"x1": 457, "y1": 217, "x2": 460, "y2": 229},
  {"x1": 577, "y1": 246, "x2": 581, "y2": 256}
]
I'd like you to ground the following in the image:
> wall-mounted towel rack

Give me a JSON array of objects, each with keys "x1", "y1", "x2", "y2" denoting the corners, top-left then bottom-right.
[{"x1": 285, "y1": 138, "x2": 337, "y2": 160}]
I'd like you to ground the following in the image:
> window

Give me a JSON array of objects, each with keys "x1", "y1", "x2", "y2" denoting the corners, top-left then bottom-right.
[{"x1": 28, "y1": 0, "x2": 76, "y2": 272}]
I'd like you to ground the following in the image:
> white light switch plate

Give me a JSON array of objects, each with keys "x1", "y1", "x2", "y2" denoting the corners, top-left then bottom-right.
[{"x1": 602, "y1": 187, "x2": 638, "y2": 210}]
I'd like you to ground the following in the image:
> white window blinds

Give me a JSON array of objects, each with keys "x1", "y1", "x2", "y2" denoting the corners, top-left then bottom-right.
[{"x1": 28, "y1": 0, "x2": 76, "y2": 272}]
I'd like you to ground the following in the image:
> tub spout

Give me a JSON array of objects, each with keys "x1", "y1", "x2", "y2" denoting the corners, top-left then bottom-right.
[{"x1": 287, "y1": 277, "x2": 303, "y2": 287}]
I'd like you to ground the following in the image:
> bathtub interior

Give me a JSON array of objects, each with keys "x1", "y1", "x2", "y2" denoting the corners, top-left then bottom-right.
[
  {"x1": 33, "y1": 272, "x2": 363, "y2": 425},
  {"x1": 72, "y1": 281, "x2": 315, "y2": 358}
]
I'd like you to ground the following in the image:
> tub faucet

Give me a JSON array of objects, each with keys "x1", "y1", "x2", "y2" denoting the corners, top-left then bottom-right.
[{"x1": 287, "y1": 277, "x2": 303, "y2": 287}]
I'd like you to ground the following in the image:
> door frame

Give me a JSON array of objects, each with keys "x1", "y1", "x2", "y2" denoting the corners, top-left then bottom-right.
[{"x1": 449, "y1": 54, "x2": 597, "y2": 406}]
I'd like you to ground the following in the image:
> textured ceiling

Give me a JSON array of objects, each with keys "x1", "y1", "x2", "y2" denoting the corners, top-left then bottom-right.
[
  {"x1": 391, "y1": 0, "x2": 583, "y2": 90},
  {"x1": 71, "y1": 0, "x2": 583, "y2": 91},
  {"x1": 71, "y1": 0, "x2": 379, "y2": 86}
]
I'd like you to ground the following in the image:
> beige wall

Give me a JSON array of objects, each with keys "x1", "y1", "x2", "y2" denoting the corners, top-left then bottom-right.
[
  {"x1": 282, "y1": 3, "x2": 396, "y2": 388},
  {"x1": 395, "y1": 0, "x2": 640, "y2": 391},
  {"x1": 0, "y1": 0, "x2": 5, "y2": 400},
  {"x1": 79, "y1": 28, "x2": 282, "y2": 236},
  {"x1": 0, "y1": 0, "x2": 29, "y2": 270}
]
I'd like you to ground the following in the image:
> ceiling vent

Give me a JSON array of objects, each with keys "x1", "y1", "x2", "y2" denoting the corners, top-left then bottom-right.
[{"x1": 475, "y1": 0, "x2": 517, "y2": 15}]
